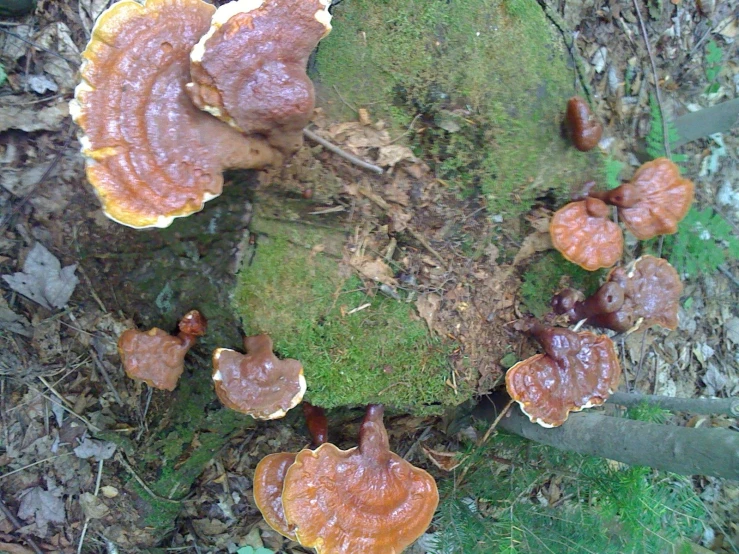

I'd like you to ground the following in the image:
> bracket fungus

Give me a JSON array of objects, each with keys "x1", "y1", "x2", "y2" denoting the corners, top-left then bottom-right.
[
  {"x1": 118, "y1": 309, "x2": 207, "y2": 391},
  {"x1": 549, "y1": 197, "x2": 623, "y2": 271},
  {"x1": 553, "y1": 255, "x2": 682, "y2": 333},
  {"x1": 212, "y1": 334, "x2": 306, "y2": 419},
  {"x1": 588, "y1": 158, "x2": 694, "y2": 240},
  {"x1": 506, "y1": 320, "x2": 621, "y2": 427},
  {"x1": 565, "y1": 96, "x2": 603, "y2": 152},
  {"x1": 188, "y1": 0, "x2": 332, "y2": 155},
  {"x1": 281, "y1": 404, "x2": 439, "y2": 553}
]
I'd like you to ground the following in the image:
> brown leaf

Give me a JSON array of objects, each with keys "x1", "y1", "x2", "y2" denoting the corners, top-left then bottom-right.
[
  {"x1": 376, "y1": 145, "x2": 417, "y2": 167},
  {"x1": 416, "y1": 293, "x2": 441, "y2": 333},
  {"x1": 511, "y1": 231, "x2": 552, "y2": 267},
  {"x1": 350, "y1": 256, "x2": 397, "y2": 286},
  {"x1": 422, "y1": 445, "x2": 464, "y2": 471}
]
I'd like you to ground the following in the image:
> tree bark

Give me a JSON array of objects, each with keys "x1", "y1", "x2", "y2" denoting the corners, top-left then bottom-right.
[
  {"x1": 475, "y1": 397, "x2": 739, "y2": 480},
  {"x1": 608, "y1": 391, "x2": 739, "y2": 417}
]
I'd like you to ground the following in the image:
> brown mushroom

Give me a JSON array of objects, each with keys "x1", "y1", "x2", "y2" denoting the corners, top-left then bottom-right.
[
  {"x1": 553, "y1": 255, "x2": 682, "y2": 333},
  {"x1": 565, "y1": 96, "x2": 603, "y2": 152},
  {"x1": 212, "y1": 334, "x2": 305, "y2": 419},
  {"x1": 506, "y1": 320, "x2": 621, "y2": 427},
  {"x1": 70, "y1": 0, "x2": 282, "y2": 228},
  {"x1": 118, "y1": 309, "x2": 207, "y2": 391},
  {"x1": 281, "y1": 404, "x2": 439, "y2": 553},
  {"x1": 302, "y1": 402, "x2": 328, "y2": 446},
  {"x1": 589, "y1": 158, "x2": 694, "y2": 240},
  {"x1": 188, "y1": 0, "x2": 332, "y2": 156},
  {"x1": 549, "y1": 197, "x2": 623, "y2": 271}
]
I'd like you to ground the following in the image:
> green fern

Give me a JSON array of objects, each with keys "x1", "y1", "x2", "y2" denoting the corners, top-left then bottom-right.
[
  {"x1": 604, "y1": 156, "x2": 624, "y2": 190},
  {"x1": 663, "y1": 207, "x2": 739, "y2": 277},
  {"x1": 704, "y1": 40, "x2": 723, "y2": 93},
  {"x1": 645, "y1": 94, "x2": 686, "y2": 163}
]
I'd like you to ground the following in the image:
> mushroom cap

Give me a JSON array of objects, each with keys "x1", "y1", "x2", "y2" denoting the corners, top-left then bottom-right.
[
  {"x1": 281, "y1": 405, "x2": 439, "y2": 554},
  {"x1": 118, "y1": 328, "x2": 189, "y2": 390},
  {"x1": 505, "y1": 328, "x2": 621, "y2": 427},
  {"x1": 71, "y1": 0, "x2": 280, "y2": 228},
  {"x1": 550, "y1": 198, "x2": 623, "y2": 271},
  {"x1": 597, "y1": 255, "x2": 682, "y2": 332},
  {"x1": 565, "y1": 96, "x2": 603, "y2": 152},
  {"x1": 253, "y1": 452, "x2": 299, "y2": 541},
  {"x1": 188, "y1": 0, "x2": 332, "y2": 155},
  {"x1": 618, "y1": 158, "x2": 694, "y2": 240},
  {"x1": 212, "y1": 334, "x2": 306, "y2": 419},
  {"x1": 177, "y1": 309, "x2": 208, "y2": 337}
]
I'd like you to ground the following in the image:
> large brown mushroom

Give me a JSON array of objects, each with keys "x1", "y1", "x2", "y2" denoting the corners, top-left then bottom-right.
[
  {"x1": 506, "y1": 320, "x2": 621, "y2": 427},
  {"x1": 549, "y1": 197, "x2": 623, "y2": 271},
  {"x1": 70, "y1": 0, "x2": 285, "y2": 228},
  {"x1": 212, "y1": 334, "x2": 306, "y2": 420},
  {"x1": 552, "y1": 255, "x2": 682, "y2": 333},
  {"x1": 118, "y1": 310, "x2": 207, "y2": 391},
  {"x1": 188, "y1": 0, "x2": 332, "y2": 155},
  {"x1": 589, "y1": 158, "x2": 694, "y2": 240},
  {"x1": 564, "y1": 96, "x2": 603, "y2": 152},
  {"x1": 281, "y1": 404, "x2": 439, "y2": 553}
]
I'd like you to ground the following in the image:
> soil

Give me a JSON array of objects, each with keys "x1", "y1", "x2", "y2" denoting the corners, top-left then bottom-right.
[{"x1": 0, "y1": 0, "x2": 737, "y2": 553}]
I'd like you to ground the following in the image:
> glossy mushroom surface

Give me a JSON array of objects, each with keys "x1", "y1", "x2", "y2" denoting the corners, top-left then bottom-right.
[
  {"x1": 550, "y1": 197, "x2": 623, "y2": 271},
  {"x1": 254, "y1": 452, "x2": 299, "y2": 541},
  {"x1": 188, "y1": 0, "x2": 332, "y2": 155},
  {"x1": 212, "y1": 334, "x2": 306, "y2": 419},
  {"x1": 281, "y1": 405, "x2": 439, "y2": 553},
  {"x1": 71, "y1": 0, "x2": 281, "y2": 228},
  {"x1": 118, "y1": 310, "x2": 207, "y2": 391},
  {"x1": 506, "y1": 322, "x2": 621, "y2": 427},
  {"x1": 565, "y1": 96, "x2": 603, "y2": 152}
]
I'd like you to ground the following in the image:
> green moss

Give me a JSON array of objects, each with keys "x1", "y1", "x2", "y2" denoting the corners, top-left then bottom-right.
[
  {"x1": 520, "y1": 251, "x2": 604, "y2": 318},
  {"x1": 314, "y1": 0, "x2": 601, "y2": 217},
  {"x1": 232, "y1": 211, "x2": 469, "y2": 414}
]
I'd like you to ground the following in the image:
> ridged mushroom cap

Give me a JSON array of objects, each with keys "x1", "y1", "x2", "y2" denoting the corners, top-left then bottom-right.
[{"x1": 253, "y1": 452, "x2": 299, "y2": 541}]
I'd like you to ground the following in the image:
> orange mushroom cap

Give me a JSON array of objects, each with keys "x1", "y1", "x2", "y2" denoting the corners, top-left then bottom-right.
[
  {"x1": 506, "y1": 322, "x2": 621, "y2": 427},
  {"x1": 565, "y1": 96, "x2": 603, "y2": 152},
  {"x1": 118, "y1": 310, "x2": 207, "y2": 391},
  {"x1": 188, "y1": 0, "x2": 332, "y2": 155},
  {"x1": 550, "y1": 197, "x2": 623, "y2": 271},
  {"x1": 212, "y1": 334, "x2": 306, "y2": 419},
  {"x1": 70, "y1": 0, "x2": 281, "y2": 228},
  {"x1": 281, "y1": 405, "x2": 439, "y2": 554},
  {"x1": 613, "y1": 158, "x2": 694, "y2": 240},
  {"x1": 253, "y1": 452, "x2": 299, "y2": 541}
]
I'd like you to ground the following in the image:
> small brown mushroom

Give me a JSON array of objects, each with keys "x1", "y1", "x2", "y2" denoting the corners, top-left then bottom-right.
[
  {"x1": 188, "y1": 0, "x2": 332, "y2": 155},
  {"x1": 506, "y1": 320, "x2": 621, "y2": 427},
  {"x1": 118, "y1": 310, "x2": 207, "y2": 391},
  {"x1": 565, "y1": 96, "x2": 603, "y2": 152},
  {"x1": 589, "y1": 158, "x2": 694, "y2": 240},
  {"x1": 71, "y1": 0, "x2": 283, "y2": 228},
  {"x1": 553, "y1": 255, "x2": 682, "y2": 333},
  {"x1": 212, "y1": 334, "x2": 305, "y2": 419},
  {"x1": 281, "y1": 404, "x2": 439, "y2": 553},
  {"x1": 549, "y1": 197, "x2": 623, "y2": 271}
]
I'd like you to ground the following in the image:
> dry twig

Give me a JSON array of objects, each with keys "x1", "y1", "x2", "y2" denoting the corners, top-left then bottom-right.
[{"x1": 303, "y1": 128, "x2": 384, "y2": 175}]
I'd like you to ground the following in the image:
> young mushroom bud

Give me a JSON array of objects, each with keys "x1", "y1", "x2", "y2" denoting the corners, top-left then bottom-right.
[
  {"x1": 565, "y1": 96, "x2": 603, "y2": 152},
  {"x1": 118, "y1": 310, "x2": 207, "y2": 391},
  {"x1": 281, "y1": 404, "x2": 439, "y2": 553},
  {"x1": 212, "y1": 334, "x2": 306, "y2": 420},
  {"x1": 552, "y1": 282, "x2": 624, "y2": 324},
  {"x1": 550, "y1": 197, "x2": 623, "y2": 271},
  {"x1": 506, "y1": 320, "x2": 621, "y2": 427}
]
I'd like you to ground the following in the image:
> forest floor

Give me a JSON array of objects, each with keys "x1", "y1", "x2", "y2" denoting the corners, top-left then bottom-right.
[{"x1": 0, "y1": 0, "x2": 738, "y2": 553}]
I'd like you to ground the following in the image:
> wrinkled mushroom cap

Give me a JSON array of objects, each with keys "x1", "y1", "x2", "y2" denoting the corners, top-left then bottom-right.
[
  {"x1": 565, "y1": 96, "x2": 603, "y2": 152},
  {"x1": 602, "y1": 255, "x2": 683, "y2": 332},
  {"x1": 71, "y1": 0, "x2": 280, "y2": 228},
  {"x1": 550, "y1": 198, "x2": 623, "y2": 271},
  {"x1": 254, "y1": 452, "x2": 299, "y2": 541},
  {"x1": 212, "y1": 334, "x2": 306, "y2": 419},
  {"x1": 618, "y1": 158, "x2": 694, "y2": 240},
  {"x1": 188, "y1": 0, "x2": 332, "y2": 155},
  {"x1": 505, "y1": 328, "x2": 621, "y2": 427},
  {"x1": 118, "y1": 328, "x2": 190, "y2": 391},
  {"x1": 281, "y1": 405, "x2": 439, "y2": 554}
]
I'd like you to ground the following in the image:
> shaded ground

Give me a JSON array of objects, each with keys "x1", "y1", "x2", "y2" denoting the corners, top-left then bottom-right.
[{"x1": 0, "y1": 0, "x2": 738, "y2": 553}]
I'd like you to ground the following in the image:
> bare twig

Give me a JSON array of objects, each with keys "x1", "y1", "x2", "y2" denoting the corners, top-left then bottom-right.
[
  {"x1": 609, "y1": 391, "x2": 739, "y2": 417},
  {"x1": 115, "y1": 453, "x2": 182, "y2": 504},
  {"x1": 0, "y1": 452, "x2": 74, "y2": 481},
  {"x1": 456, "y1": 399, "x2": 513, "y2": 487},
  {"x1": 0, "y1": 492, "x2": 44, "y2": 554},
  {"x1": 90, "y1": 349, "x2": 123, "y2": 405},
  {"x1": 77, "y1": 458, "x2": 105, "y2": 554},
  {"x1": 303, "y1": 128, "x2": 384, "y2": 174}
]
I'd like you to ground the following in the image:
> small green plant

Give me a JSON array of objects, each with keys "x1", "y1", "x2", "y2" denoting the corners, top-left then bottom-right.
[
  {"x1": 645, "y1": 94, "x2": 686, "y2": 163},
  {"x1": 0, "y1": 63, "x2": 7, "y2": 87},
  {"x1": 661, "y1": 207, "x2": 739, "y2": 278},
  {"x1": 704, "y1": 40, "x2": 723, "y2": 94},
  {"x1": 603, "y1": 155, "x2": 624, "y2": 190},
  {"x1": 237, "y1": 547, "x2": 274, "y2": 554}
]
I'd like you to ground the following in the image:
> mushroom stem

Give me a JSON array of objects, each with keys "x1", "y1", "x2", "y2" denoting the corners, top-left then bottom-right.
[
  {"x1": 588, "y1": 183, "x2": 640, "y2": 208},
  {"x1": 303, "y1": 403, "x2": 328, "y2": 447},
  {"x1": 552, "y1": 282, "x2": 625, "y2": 324},
  {"x1": 359, "y1": 404, "x2": 391, "y2": 464}
]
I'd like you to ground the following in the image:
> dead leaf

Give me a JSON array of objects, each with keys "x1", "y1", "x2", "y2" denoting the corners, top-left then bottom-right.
[
  {"x1": 0, "y1": 296, "x2": 32, "y2": 337},
  {"x1": 389, "y1": 207, "x2": 412, "y2": 233},
  {"x1": 79, "y1": 492, "x2": 109, "y2": 519},
  {"x1": 1, "y1": 162, "x2": 58, "y2": 197},
  {"x1": 17, "y1": 486, "x2": 66, "y2": 536},
  {"x1": 73, "y1": 437, "x2": 117, "y2": 461},
  {"x1": 0, "y1": 100, "x2": 69, "y2": 133},
  {"x1": 376, "y1": 145, "x2": 417, "y2": 167},
  {"x1": 32, "y1": 317, "x2": 63, "y2": 362},
  {"x1": 78, "y1": 0, "x2": 111, "y2": 35},
  {"x1": 25, "y1": 74, "x2": 58, "y2": 95},
  {"x1": 350, "y1": 256, "x2": 397, "y2": 286},
  {"x1": 416, "y1": 293, "x2": 441, "y2": 333},
  {"x1": 422, "y1": 445, "x2": 464, "y2": 471},
  {"x1": 2, "y1": 243, "x2": 79, "y2": 310},
  {"x1": 358, "y1": 108, "x2": 372, "y2": 126},
  {"x1": 511, "y1": 231, "x2": 552, "y2": 267},
  {"x1": 0, "y1": 542, "x2": 36, "y2": 554}
]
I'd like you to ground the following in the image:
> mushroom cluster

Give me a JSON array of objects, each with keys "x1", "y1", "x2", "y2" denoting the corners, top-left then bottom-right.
[
  {"x1": 71, "y1": 0, "x2": 332, "y2": 229},
  {"x1": 254, "y1": 405, "x2": 439, "y2": 553},
  {"x1": 549, "y1": 158, "x2": 694, "y2": 271}
]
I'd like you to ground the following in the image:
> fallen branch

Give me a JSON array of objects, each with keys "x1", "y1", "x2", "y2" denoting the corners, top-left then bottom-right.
[
  {"x1": 303, "y1": 128, "x2": 384, "y2": 175},
  {"x1": 608, "y1": 391, "x2": 739, "y2": 417}
]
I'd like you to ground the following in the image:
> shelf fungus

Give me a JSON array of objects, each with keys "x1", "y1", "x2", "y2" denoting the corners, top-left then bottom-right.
[
  {"x1": 212, "y1": 334, "x2": 306, "y2": 420},
  {"x1": 118, "y1": 309, "x2": 207, "y2": 391},
  {"x1": 506, "y1": 320, "x2": 621, "y2": 427}
]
